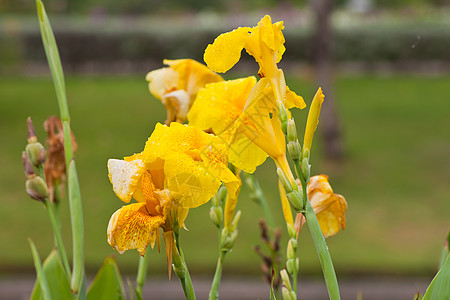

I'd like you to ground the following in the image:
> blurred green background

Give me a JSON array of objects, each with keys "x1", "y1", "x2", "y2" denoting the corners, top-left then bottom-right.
[{"x1": 0, "y1": 0, "x2": 449, "y2": 282}]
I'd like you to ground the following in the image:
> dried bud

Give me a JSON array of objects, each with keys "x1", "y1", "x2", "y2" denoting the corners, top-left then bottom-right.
[
  {"x1": 22, "y1": 151, "x2": 35, "y2": 178},
  {"x1": 27, "y1": 117, "x2": 37, "y2": 143},
  {"x1": 259, "y1": 219, "x2": 269, "y2": 243},
  {"x1": 26, "y1": 176, "x2": 48, "y2": 202}
]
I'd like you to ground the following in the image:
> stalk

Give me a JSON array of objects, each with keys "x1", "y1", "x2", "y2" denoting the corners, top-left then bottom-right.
[
  {"x1": 136, "y1": 247, "x2": 151, "y2": 296},
  {"x1": 209, "y1": 249, "x2": 226, "y2": 300},
  {"x1": 244, "y1": 173, "x2": 276, "y2": 228},
  {"x1": 36, "y1": 0, "x2": 85, "y2": 295},
  {"x1": 173, "y1": 232, "x2": 196, "y2": 300}
]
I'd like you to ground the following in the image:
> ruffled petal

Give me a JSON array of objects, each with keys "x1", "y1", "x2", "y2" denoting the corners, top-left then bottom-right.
[
  {"x1": 188, "y1": 76, "x2": 257, "y2": 135},
  {"x1": 108, "y1": 159, "x2": 145, "y2": 203},
  {"x1": 316, "y1": 194, "x2": 347, "y2": 238},
  {"x1": 146, "y1": 67, "x2": 178, "y2": 99},
  {"x1": 204, "y1": 27, "x2": 251, "y2": 73},
  {"x1": 285, "y1": 86, "x2": 306, "y2": 110},
  {"x1": 107, "y1": 203, "x2": 165, "y2": 256}
]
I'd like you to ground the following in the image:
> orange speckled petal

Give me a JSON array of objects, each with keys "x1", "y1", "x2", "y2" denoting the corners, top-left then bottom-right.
[
  {"x1": 188, "y1": 77, "x2": 257, "y2": 135},
  {"x1": 108, "y1": 159, "x2": 145, "y2": 203},
  {"x1": 204, "y1": 27, "x2": 251, "y2": 73},
  {"x1": 107, "y1": 203, "x2": 165, "y2": 256}
]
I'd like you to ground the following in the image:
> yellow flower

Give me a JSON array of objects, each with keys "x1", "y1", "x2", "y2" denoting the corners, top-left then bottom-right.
[
  {"x1": 146, "y1": 59, "x2": 223, "y2": 124},
  {"x1": 295, "y1": 175, "x2": 347, "y2": 238},
  {"x1": 188, "y1": 76, "x2": 290, "y2": 173},
  {"x1": 303, "y1": 88, "x2": 324, "y2": 153},
  {"x1": 107, "y1": 123, "x2": 239, "y2": 256},
  {"x1": 203, "y1": 15, "x2": 305, "y2": 110}
]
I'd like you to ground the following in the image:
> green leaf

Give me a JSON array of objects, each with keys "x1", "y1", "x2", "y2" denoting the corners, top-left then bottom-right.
[
  {"x1": 87, "y1": 257, "x2": 126, "y2": 300},
  {"x1": 423, "y1": 253, "x2": 450, "y2": 300},
  {"x1": 30, "y1": 248, "x2": 70, "y2": 300}
]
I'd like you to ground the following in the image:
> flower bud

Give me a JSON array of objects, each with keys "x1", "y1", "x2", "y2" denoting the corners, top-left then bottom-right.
[
  {"x1": 277, "y1": 100, "x2": 288, "y2": 134},
  {"x1": 301, "y1": 157, "x2": 310, "y2": 180},
  {"x1": 287, "y1": 119, "x2": 297, "y2": 142},
  {"x1": 287, "y1": 223, "x2": 296, "y2": 239},
  {"x1": 280, "y1": 269, "x2": 291, "y2": 290},
  {"x1": 287, "y1": 141, "x2": 301, "y2": 161},
  {"x1": 25, "y1": 176, "x2": 48, "y2": 202},
  {"x1": 287, "y1": 239, "x2": 296, "y2": 260},
  {"x1": 209, "y1": 206, "x2": 223, "y2": 227},
  {"x1": 277, "y1": 167, "x2": 293, "y2": 193},
  {"x1": 286, "y1": 258, "x2": 298, "y2": 275},
  {"x1": 22, "y1": 151, "x2": 35, "y2": 178},
  {"x1": 217, "y1": 186, "x2": 228, "y2": 203},
  {"x1": 286, "y1": 190, "x2": 303, "y2": 212},
  {"x1": 27, "y1": 117, "x2": 37, "y2": 143},
  {"x1": 230, "y1": 210, "x2": 241, "y2": 231},
  {"x1": 282, "y1": 287, "x2": 292, "y2": 300},
  {"x1": 25, "y1": 142, "x2": 46, "y2": 167}
]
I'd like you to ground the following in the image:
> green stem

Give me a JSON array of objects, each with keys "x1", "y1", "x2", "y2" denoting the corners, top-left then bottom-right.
[
  {"x1": 304, "y1": 199, "x2": 340, "y2": 300},
  {"x1": 37, "y1": 1, "x2": 86, "y2": 295},
  {"x1": 209, "y1": 250, "x2": 226, "y2": 300},
  {"x1": 136, "y1": 247, "x2": 151, "y2": 296},
  {"x1": 244, "y1": 173, "x2": 276, "y2": 228},
  {"x1": 44, "y1": 198, "x2": 71, "y2": 276},
  {"x1": 173, "y1": 235, "x2": 196, "y2": 300}
]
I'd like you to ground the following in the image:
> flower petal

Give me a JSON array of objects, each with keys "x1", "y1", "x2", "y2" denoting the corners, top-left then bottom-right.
[
  {"x1": 188, "y1": 76, "x2": 257, "y2": 135},
  {"x1": 146, "y1": 67, "x2": 178, "y2": 99},
  {"x1": 316, "y1": 194, "x2": 347, "y2": 238},
  {"x1": 204, "y1": 27, "x2": 251, "y2": 73},
  {"x1": 108, "y1": 159, "x2": 145, "y2": 203},
  {"x1": 107, "y1": 203, "x2": 165, "y2": 256}
]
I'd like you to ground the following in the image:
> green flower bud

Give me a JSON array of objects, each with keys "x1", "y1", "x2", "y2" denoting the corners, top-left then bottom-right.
[
  {"x1": 230, "y1": 210, "x2": 241, "y2": 231},
  {"x1": 287, "y1": 141, "x2": 301, "y2": 161},
  {"x1": 301, "y1": 157, "x2": 310, "y2": 180},
  {"x1": 209, "y1": 206, "x2": 223, "y2": 227},
  {"x1": 217, "y1": 186, "x2": 228, "y2": 203},
  {"x1": 286, "y1": 258, "x2": 297, "y2": 275},
  {"x1": 286, "y1": 190, "x2": 303, "y2": 212},
  {"x1": 25, "y1": 142, "x2": 46, "y2": 167},
  {"x1": 287, "y1": 119, "x2": 297, "y2": 142},
  {"x1": 280, "y1": 269, "x2": 291, "y2": 290},
  {"x1": 277, "y1": 167, "x2": 293, "y2": 193},
  {"x1": 287, "y1": 223, "x2": 296, "y2": 239},
  {"x1": 277, "y1": 100, "x2": 288, "y2": 134},
  {"x1": 26, "y1": 176, "x2": 48, "y2": 202},
  {"x1": 282, "y1": 287, "x2": 292, "y2": 300},
  {"x1": 287, "y1": 239, "x2": 296, "y2": 260}
]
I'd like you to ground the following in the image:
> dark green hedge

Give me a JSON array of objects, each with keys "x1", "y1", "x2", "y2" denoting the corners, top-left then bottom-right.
[{"x1": 1, "y1": 22, "x2": 449, "y2": 73}]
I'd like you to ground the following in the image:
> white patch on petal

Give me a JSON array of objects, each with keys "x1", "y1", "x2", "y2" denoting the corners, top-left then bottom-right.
[{"x1": 108, "y1": 159, "x2": 145, "y2": 203}]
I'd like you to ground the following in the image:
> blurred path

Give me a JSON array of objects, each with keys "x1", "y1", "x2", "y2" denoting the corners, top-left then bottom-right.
[{"x1": 0, "y1": 275, "x2": 430, "y2": 300}]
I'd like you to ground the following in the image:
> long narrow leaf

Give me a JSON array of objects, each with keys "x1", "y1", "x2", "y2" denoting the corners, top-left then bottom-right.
[
  {"x1": 29, "y1": 239, "x2": 52, "y2": 300},
  {"x1": 87, "y1": 257, "x2": 126, "y2": 300},
  {"x1": 423, "y1": 253, "x2": 450, "y2": 300}
]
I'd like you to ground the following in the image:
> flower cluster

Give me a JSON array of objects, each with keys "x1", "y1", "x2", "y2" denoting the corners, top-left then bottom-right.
[{"x1": 107, "y1": 15, "x2": 347, "y2": 266}]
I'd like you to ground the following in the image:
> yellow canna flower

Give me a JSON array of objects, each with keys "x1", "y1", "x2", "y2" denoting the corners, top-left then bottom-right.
[
  {"x1": 295, "y1": 175, "x2": 347, "y2": 238},
  {"x1": 146, "y1": 59, "x2": 223, "y2": 124},
  {"x1": 107, "y1": 123, "x2": 239, "y2": 256},
  {"x1": 188, "y1": 76, "x2": 290, "y2": 173},
  {"x1": 204, "y1": 15, "x2": 305, "y2": 110},
  {"x1": 303, "y1": 87, "x2": 325, "y2": 153}
]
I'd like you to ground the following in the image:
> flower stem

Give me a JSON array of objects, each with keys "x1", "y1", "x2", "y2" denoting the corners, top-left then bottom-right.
[
  {"x1": 36, "y1": 1, "x2": 85, "y2": 295},
  {"x1": 304, "y1": 198, "x2": 340, "y2": 300},
  {"x1": 44, "y1": 197, "x2": 71, "y2": 276},
  {"x1": 173, "y1": 234, "x2": 196, "y2": 300},
  {"x1": 136, "y1": 247, "x2": 151, "y2": 296},
  {"x1": 209, "y1": 250, "x2": 226, "y2": 300}
]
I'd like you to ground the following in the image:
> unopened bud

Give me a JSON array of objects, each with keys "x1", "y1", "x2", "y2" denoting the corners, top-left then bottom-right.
[
  {"x1": 301, "y1": 157, "x2": 310, "y2": 180},
  {"x1": 22, "y1": 151, "x2": 35, "y2": 177},
  {"x1": 277, "y1": 168, "x2": 293, "y2": 193},
  {"x1": 287, "y1": 239, "x2": 296, "y2": 260},
  {"x1": 209, "y1": 206, "x2": 223, "y2": 227},
  {"x1": 277, "y1": 101, "x2": 288, "y2": 134},
  {"x1": 280, "y1": 269, "x2": 291, "y2": 290},
  {"x1": 231, "y1": 210, "x2": 241, "y2": 231},
  {"x1": 26, "y1": 142, "x2": 46, "y2": 167},
  {"x1": 287, "y1": 223, "x2": 296, "y2": 239},
  {"x1": 286, "y1": 258, "x2": 297, "y2": 275},
  {"x1": 217, "y1": 186, "x2": 228, "y2": 203},
  {"x1": 26, "y1": 176, "x2": 48, "y2": 202},
  {"x1": 222, "y1": 229, "x2": 239, "y2": 251},
  {"x1": 286, "y1": 190, "x2": 303, "y2": 212},
  {"x1": 27, "y1": 117, "x2": 37, "y2": 143},
  {"x1": 282, "y1": 287, "x2": 293, "y2": 300},
  {"x1": 287, "y1": 119, "x2": 297, "y2": 142},
  {"x1": 287, "y1": 141, "x2": 301, "y2": 161}
]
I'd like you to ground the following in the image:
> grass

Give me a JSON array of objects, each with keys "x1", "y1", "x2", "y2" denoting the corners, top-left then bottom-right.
[{"x1": 0, "y1": 74, "x2": 449, "y2": 278}]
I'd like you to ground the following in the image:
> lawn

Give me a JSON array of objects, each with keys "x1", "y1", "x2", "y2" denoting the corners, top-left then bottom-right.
[{"x1": 0, "y1": 74, "x2": 448, "y2": 278}]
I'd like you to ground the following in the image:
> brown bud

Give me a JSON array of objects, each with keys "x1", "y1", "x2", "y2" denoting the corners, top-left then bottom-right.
[
  {"x1": 259, "y1": 219, "x2": 269, "y2": 243},
  {"x1": 27, "y1": 117, "x2": 37, "y2": 143},
  {"x1": 22, "y1": 151, "x2": 35, "y2": 178}
]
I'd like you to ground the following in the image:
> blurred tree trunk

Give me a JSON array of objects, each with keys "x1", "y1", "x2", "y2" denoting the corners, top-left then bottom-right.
[{"x1": 310, "y1": 0, "x2": 343, "y2": 159}]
